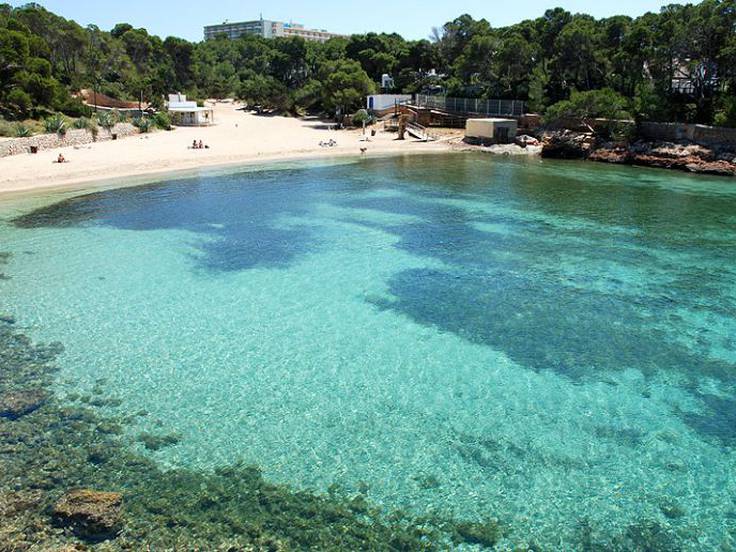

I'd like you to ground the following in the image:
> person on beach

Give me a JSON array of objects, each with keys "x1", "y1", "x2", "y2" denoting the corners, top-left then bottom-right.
[
  {"x1": 198, "y1": 140, "x2": 204, "y2": 149},
  {"x1": 192, "y1": 140, "x2": 198, "y2": 149},
  {"x1": 56, "y1": 154, "x2": 66, "y2": 163}
]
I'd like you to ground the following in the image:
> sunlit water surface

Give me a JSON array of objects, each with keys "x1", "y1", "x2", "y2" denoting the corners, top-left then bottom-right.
[{"x1": 1, "y1": 154, "x2": 735, "y2": 549}]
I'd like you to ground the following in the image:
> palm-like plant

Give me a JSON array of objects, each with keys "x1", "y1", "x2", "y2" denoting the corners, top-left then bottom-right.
[
  {"x1": 73, "y1": 117, "x2": 100, "y2": 140},
  {"x1": 133, "y1": 117, "x2": 152, "y2": 133},
  {"x1": 44, "y1": 114, "x2": 67, "y2": 136},
  {"x1": 96, "y1": 111, "x2": 116, "y2": 132},
  {"x1": 73, "y1": 117, "x2": 91, "y2": 130},
  {"x1": 14, "y1": 124, "x2": 32, "y2": 138}
]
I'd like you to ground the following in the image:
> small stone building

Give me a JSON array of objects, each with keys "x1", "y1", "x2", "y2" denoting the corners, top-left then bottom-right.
[{"x1": 465, "y1": 118, "x2": 518, "y2": 144}]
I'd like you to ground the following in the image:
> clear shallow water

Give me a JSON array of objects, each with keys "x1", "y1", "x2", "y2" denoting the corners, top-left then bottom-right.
[{"x1": 1, "y1": 154, "x2": 735, "y2": 549}]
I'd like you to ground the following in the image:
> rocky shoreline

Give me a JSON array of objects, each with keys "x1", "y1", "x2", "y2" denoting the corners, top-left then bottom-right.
[{"x1": 541, "y1": 131, "x2": 736, "y2": 177}]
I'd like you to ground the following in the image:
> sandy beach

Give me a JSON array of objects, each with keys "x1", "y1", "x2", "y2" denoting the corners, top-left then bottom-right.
[{"x1": 0, "y1": 102, "x2": 456, "y2": 198}]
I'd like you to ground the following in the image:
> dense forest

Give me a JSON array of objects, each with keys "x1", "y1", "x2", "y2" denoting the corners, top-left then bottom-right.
[{"x1": 1, "y1": 1, "x2": 735, "y2": 127}]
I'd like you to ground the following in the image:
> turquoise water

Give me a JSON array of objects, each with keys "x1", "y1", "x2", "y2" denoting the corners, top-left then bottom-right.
[{"x1": 1, "y1": 154, "x2": 735, "y2": 549}]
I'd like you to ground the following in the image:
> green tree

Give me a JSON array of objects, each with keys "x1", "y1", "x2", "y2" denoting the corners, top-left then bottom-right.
[
  {"x1": 239, "y1": 74, "x2": 289, "y2": 111},
  {"x1": 320, "y1": 59, "x2": 375, "y2": 117},
  {"x1": 544, "y1": 88, "x2": 632, "y2": 139}
]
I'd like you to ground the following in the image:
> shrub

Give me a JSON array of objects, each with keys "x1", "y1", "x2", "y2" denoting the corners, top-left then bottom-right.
[
  {"x1": 55, "y1": 95, "x2": 92, "y2": 118},
  {"x1": 73, "y1": 117, "x2": 99, "y2": 139},
  {"x1": 6, "y1": 89, "x2": 33, "y2": 119},
  {"x1": 96, "y1": 111, "x2": 116, "y2": 131},
  {"x1": 544, "y1": 88, "x2": 634, "y2": 140},
  {"x1": 153, "y1": 111, "x2": 172, "y2": 130},
  {"x1": 14, "y1": 123, "x2": 32, "y2": 137},
  {"x1": 133, "y1": 116, "x2": 152, "y2": 133},
  {"x1": 0, "y1": 119, "x2": 13, "y2": 137},
  {"x1": 73, "y1": 117, "x2": 91, "y2": 130},
  {"x1": 352, "y1": 108, "x2": 373, "y2": 127},
  {"x1": 633, "y1": 81, "x2": 670, "y2": 123},
  {"x1": 544, "y1": 89, "x2": 632, "y2": 126},
  {"x1": 714, "y1": 95, "x2": 736, "y2": 128},
  {"x1": 44, "y1": 113, "x2": 67, "y2": 136}
]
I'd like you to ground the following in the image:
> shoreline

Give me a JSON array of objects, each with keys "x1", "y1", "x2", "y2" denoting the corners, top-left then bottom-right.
[
  {"x1": 0, "y1": 147, "x2": 452, "y2": 206},
  {"x1": 0, "y1": 102, "x2": 456, "y2": 201}
]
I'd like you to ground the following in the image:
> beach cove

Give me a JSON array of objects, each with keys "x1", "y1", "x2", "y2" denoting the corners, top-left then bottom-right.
[
  {"x1": 1, "y1": 153, "x2": 735, "y2": 550},
  {"x1": 0, "y1": 102, "x2": 457, "y2": 198}
]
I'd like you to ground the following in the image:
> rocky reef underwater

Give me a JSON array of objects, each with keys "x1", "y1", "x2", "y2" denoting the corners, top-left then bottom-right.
[
  {"x1": 0, "y1": 308, "x2": 700, "y2": 550},
  {"x1": 0, "y1": 311, "x2": 507, "y2": 551}
]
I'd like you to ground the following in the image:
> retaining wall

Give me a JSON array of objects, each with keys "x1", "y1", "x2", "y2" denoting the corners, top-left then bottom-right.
[
  {"x1": 0, "y1": 123, "x2": 138, "y2": 158},
  {"x1": 638, "y1": 122, "x2": 736, "y2": 148}
]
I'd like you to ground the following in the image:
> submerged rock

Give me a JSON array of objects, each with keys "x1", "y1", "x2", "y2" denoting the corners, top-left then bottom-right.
[
  {"x1": 0, "y1": 388, "x2": 47, "y2": 419},
  {"x1": 0, "y1": 490, "x2": 45, "y2": 516},
  {"x1": 53, "y1": 489, "x2": 123, "y2": 540},
  {"x1": 451, "y1": 519, "x2": 503, "y2": 547},
  {"x1": 0, "y1": 314, "x2": 15, "y2": 325},
  {"x1": 137, "y1": 432, "x2": 181, "y2": 451}
]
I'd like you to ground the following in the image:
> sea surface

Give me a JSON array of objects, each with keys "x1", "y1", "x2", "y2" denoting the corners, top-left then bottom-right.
[{"x1": 1, "y1": 154, "x2": 735, "y2": 549}]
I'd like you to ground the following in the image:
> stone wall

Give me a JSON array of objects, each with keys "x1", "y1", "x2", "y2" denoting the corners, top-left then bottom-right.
[
  {"x1": 638, "y1": 122, "x2": 736, "y2": 148},
  {"x1": 0, "y1": 123, "x2": 138, "y2": 158}
]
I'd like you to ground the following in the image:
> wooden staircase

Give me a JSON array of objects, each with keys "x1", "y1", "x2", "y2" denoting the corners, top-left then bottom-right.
[{"x1": 406, "y1": 122, "x2": 436, "y2": 142}]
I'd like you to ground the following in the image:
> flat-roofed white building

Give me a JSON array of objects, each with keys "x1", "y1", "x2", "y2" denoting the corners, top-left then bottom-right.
[
  {"x1": 204, "y1": 18, "x2": 342, "y2": 42},
  {"x1": 366, "y1": 94, "x2": 412, "y2": 112},
  {"x1": 465, "y1": 118, "x2": 518, "y2": 144},
  {"x1": 167, "y1": 94, "x2": 214, "y2": 126}
]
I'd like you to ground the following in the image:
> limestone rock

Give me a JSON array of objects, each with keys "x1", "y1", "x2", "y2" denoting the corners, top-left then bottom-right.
[
  {"x1": 0, "y1": 389, "x2": 47, "y2": 419},
  {"x1": 541, "y1": 130, "x2": 597, "y2": 159},
  {"x1": 582, "y1": 138, "x2": 736, "y2": 176},
  {"x1": 52, "y1": 489, "x2": 123, "y2": 540}
]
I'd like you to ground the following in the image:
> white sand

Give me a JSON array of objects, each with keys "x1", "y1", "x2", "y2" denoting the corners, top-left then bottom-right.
[{"x1": 0, "y1": 102, "x2": 456, "y2": 197}]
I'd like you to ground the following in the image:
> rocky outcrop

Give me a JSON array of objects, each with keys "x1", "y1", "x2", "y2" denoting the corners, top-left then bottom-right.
[
  {"x1": 53, "y1": 489, "x2": 123, "y2": 541},
  {"x1": 591, "y1": 140, "x2": 736, "y2": 176},
  {"x1": 542, "y1": 130, "x2": 736, "y2": 176},
  {"x1": 0, "y1": 388, "x2": 47, "y2": 419},
  {"x1": 541, "y1": 130, "x2": 598, "y2": 159}
]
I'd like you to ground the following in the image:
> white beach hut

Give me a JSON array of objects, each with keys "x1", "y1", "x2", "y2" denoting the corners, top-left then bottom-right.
[{"x1": 167, "y1": 94, "x2": 214, "y2": 126}]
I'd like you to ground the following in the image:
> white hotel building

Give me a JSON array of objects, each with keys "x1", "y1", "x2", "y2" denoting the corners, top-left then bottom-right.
[{"x1": 204, "y1": 18, "x2": 343, "y2": 43}]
